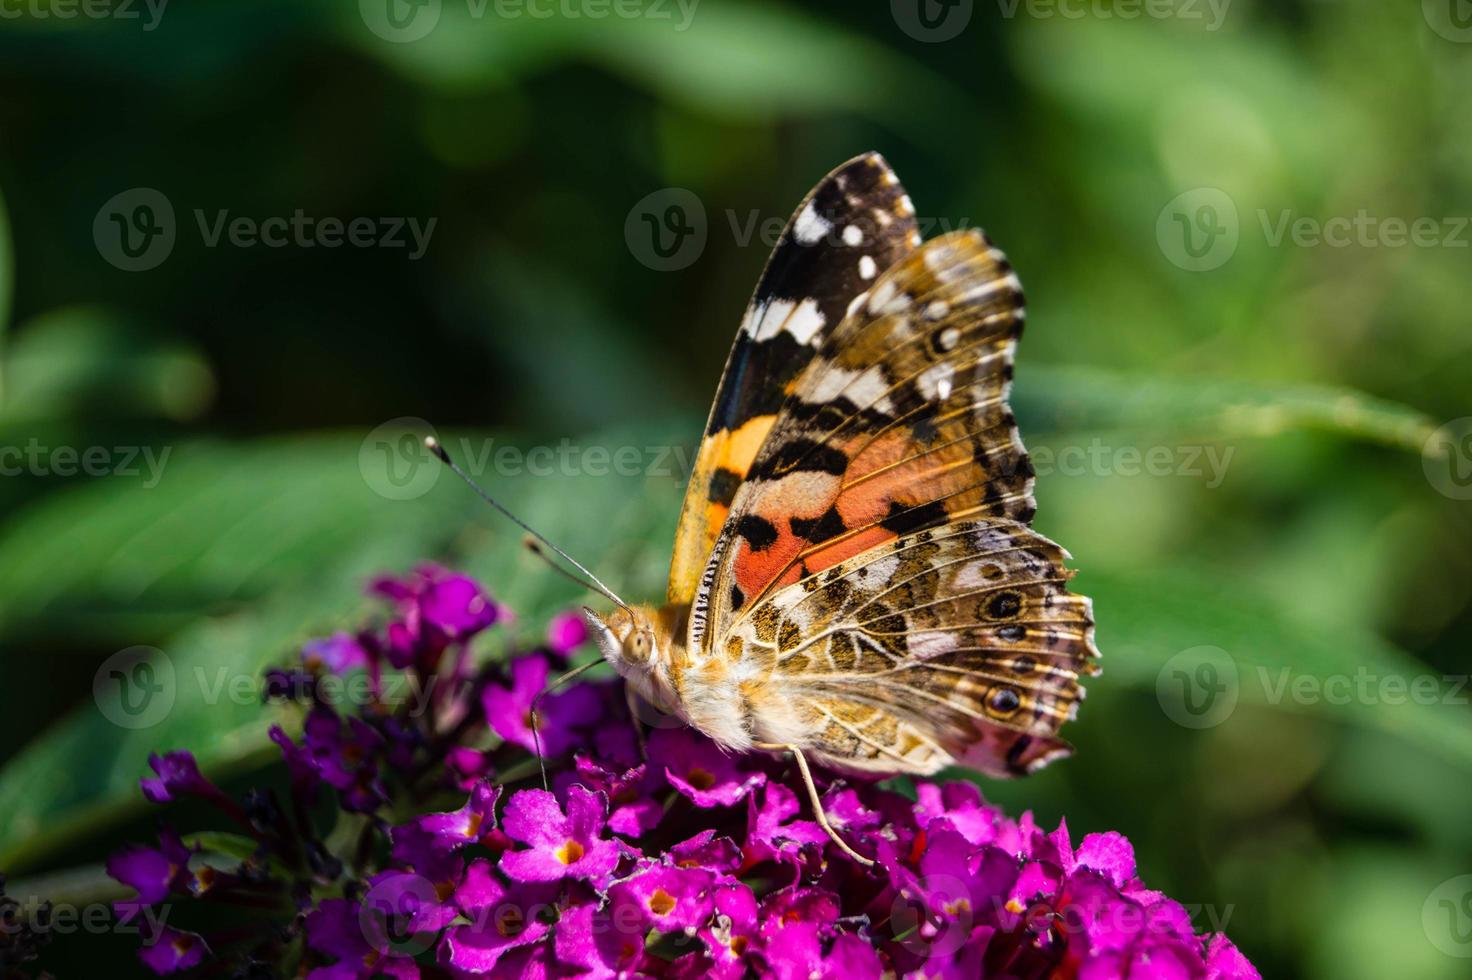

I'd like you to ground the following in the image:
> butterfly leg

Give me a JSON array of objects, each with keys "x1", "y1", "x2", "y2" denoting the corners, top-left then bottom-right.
[
  {"x1": 624, "y1": 682, "x2": 648, "y2": 760},
  {"x1": 757, "y1": 741, "x2": 875, "y2": 867}
]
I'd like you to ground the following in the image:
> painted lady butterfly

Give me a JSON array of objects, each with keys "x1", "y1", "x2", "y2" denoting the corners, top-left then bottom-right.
[{"x1": 583, "y1": 153, "x2": 1101, "y2": 861}]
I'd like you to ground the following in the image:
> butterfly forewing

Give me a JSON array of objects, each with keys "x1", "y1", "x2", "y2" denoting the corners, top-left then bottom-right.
[
  {"x1": 667, "y1": 152, "x2": 920, "y2": 607},
  {"x1": 695, "y1": 229, "x2": 1036, "y2": 645}
]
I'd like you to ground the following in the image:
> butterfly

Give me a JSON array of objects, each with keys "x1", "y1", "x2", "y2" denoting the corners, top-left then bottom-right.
[{"x1": 579, "y1": 153, "x2": 1100, "y2": 863}]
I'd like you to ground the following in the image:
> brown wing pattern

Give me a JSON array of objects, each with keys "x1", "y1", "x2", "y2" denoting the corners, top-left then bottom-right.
[
  {"x1": 731, "y1": 520, "x2": 1100, "y2": 776},
  {"x1": 692, "y1": 228, "x2": 1036, "y2": 651},
  {"x1": 667, "y1": 153, "x2": 919, "y2": 606}
]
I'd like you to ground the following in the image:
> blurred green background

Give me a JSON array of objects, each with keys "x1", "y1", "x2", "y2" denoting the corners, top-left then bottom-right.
[{"x1": 1, "y1": 1, "x2": 1470, "y2": 976}]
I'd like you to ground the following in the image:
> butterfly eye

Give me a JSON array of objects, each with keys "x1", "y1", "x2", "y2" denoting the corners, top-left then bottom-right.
[{"x1": 627, "y1": 632, "x2": 652, "y2": 661}]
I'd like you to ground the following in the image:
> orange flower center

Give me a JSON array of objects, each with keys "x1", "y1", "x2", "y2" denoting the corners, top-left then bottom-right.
[
  {"x1": 685, "y1": 767, "x2": 716, "y2": 790},
  {"x1": 647, "y1": 888, "x2": 677, "y2": 916},
  {"x1": 554, "y1": 839, "x2": 585, "y2": 864}
]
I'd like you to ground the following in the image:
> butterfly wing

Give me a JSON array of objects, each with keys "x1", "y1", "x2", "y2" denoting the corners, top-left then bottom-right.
[
  {"x1": 667, "y1": 152, "x2": 920, "y2": 606},
  {"x1": 730, "y1": 520, "x2": 1098, "y2": 776},
  {"x1": 695, "y1": 227, "x2": 1098, "y2": 776}
]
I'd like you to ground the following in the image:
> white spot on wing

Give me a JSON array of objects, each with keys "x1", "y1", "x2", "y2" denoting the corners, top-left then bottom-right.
[
  {"x1": 805, "y1": 365, "x2": 894, "y2": 412},
  {"x1": 917, "y1": 363, "x2": 954, "y2": 401},
  {"x1": 858, "y1": 255, "x2": 877, "y2": 280},
  {"x1": 907, "y1": 630, "x2": 958, "y2": 661},
  {"x1": 794, "y1": 202, "x2": 831, "y2": 245},
  {"x1": 842, "y1": 224, "x2": 863, "y2": 246},
  {"x1": 745, "y1": 297, "x2": 826, "y2": 345}
]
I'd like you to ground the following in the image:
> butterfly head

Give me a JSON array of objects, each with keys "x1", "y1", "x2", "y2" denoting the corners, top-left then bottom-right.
[
  {"x1": 582, "y1": 604, "x2": 659, "y2": 666},
  {"x1": 581, "y1": 604, "x2": 682, "y2": 713}
]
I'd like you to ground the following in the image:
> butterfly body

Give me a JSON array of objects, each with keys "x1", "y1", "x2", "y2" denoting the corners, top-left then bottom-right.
[{"x1": 586, "y1": 153, "x2": 1099, "y2": 784}]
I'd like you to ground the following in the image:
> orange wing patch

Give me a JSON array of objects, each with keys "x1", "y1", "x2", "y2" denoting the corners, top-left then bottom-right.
[{"x1": 667, "y1": 153, "x2": 919, "y2": 606}]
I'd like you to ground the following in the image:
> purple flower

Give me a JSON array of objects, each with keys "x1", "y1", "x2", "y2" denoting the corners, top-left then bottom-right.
[
  {"x1": 107, "y1": 829, "x2": 195, "y2": 905},
  {"x1": 139, "y1": 751, "x2": 220, "y2": 805},
  {"x1": 669, "y1": 829, "x2": 743, "y2": 874},
  {"x1": 554, "y1": 899, "x2": 648, "y2": 977},
  {"x1": 137, "y1": 927, "x2": 209, "y2": 975},
  {"x1": 916, "y1": 779, "x2": 1002, "y2": 846},
  {"x1": 302, "y1": 631, "x2": 368, "y2": 674},
  {"x1": 499, "y1": 786, "x2": 622, "y2": 885},
  {"x1": 303, "y1": 710, "x2": 386, "y2": 812},
  {"x1": 108, "y1": 566, "x2": 1260, "y2": 980},
  {"x1": 416, "y1": 779, "x2": 502, "y2": 850},
  {"x1": 560, "y1": 754, "x2": 664, "y2": 838},
  {"x1": 745, "y1": 781, "x2": 827, "y2": 866},
  {"x1": 483, "y1": 654, "x2": 603, "y2": 757},
  {"x1": 608, "y1": 864, "x2": 716, "y2": 935},
  {"x1": 649, "y1": 727, "x2": 765, "y2": 807},
  {"x1": 442, "y1": 860, "x2": 553, "y2": 973},
  {"x1": 547, "y1": 610, "x2": 588, "y2": 656},
  {"x1": 369, "y1": 565, "x2": 501, "y2": 669},
  {"x1": 1207, "y1": 934, "x2": 1259, "y2": 979},
  {"x1": 419, "y1": 573, "x2": 498, "y2": 638},
  {"x1": 305, "y1": 898, "x2": 421, "y2": 979},
  {"x1": 697, "y1": 882, "x2": 760, "y2": 979}
]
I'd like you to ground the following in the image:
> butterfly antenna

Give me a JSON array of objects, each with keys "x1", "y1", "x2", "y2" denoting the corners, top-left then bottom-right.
[{"x1": 424, "y1": 436, "x2": 632, "y2": 614}]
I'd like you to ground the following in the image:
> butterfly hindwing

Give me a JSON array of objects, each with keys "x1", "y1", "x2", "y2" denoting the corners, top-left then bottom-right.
[
  {"x1": 667, "y1": 152, "x2": 920, "y2": 606},
  {"x1": 728, "y1": 519, "x2": 1099, "y2": 776}
]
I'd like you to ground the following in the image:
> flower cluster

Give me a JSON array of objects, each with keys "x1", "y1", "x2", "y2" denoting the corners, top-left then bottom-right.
[{"x1": 107, "y1": 565, "x2": 1259, "y2": 978}]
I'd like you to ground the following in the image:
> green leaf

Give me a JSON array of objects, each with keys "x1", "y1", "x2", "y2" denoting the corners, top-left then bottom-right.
[
  {"x1": 343, "y1": 1, "x2": 961, "y2": 130},
  {"x1": 1017, "y1": 365, "x2": 1439, "y2": 453},
  {"x1": 0, "y1": 184, "x2": 11, "y2": 397},
  {"x1": 0, "y1": 426, "x2": 685, "y2": 869},
  {"x1": 0, "y1": 306, "x2": 216, "y2": 424},
  {"x1": 1088, "y1": 564, "x2": 1472, "y2": 771}
]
